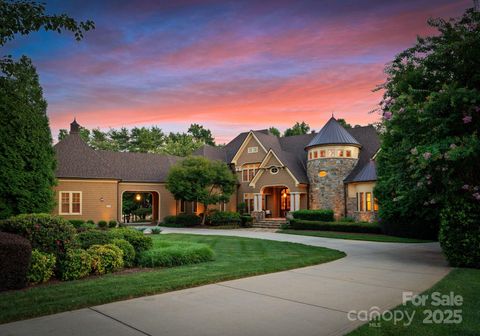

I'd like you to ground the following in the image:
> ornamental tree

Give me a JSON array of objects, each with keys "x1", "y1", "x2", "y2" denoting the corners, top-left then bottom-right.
[
  {"x1": 374, "y1": 7, "x2": 480, "y2": 247},
  {"x1": 166, "y1": 156, "x2": 236, "y2": 225}
]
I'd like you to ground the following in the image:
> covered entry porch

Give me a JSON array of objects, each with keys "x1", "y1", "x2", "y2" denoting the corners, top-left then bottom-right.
[{"x1": 252, "y1": 185, "x2": 305, "y2": 218}]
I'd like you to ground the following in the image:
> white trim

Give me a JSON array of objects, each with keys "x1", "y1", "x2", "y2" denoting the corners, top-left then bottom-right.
[
  {"x1": 119, "y1": 182, "x2": 166, "y2": 186},
  {"x1": 249, "y1": 149, "x2": 300, "y2": 188},
  {"x1": 58, "y1": 191, "x2": 82, "y2": 215},
  {"x1": 231, "y1": 131, "x2": 267, "y2": 164},
  {"x1": 372, "y1": 148, "x2": 381, "y2": 160},
  {"x1": 58, "y1": 179, "x2": 118, "y2": 183}
]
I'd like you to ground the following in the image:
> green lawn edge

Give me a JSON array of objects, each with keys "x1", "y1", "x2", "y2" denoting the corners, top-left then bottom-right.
[
  {"x1": 348, "y1": 268, "x2": 480, "y2": 335},
  {"x1": 277, "y1": 229, "x2": 434, "y2": 243},
  {"x1": 0, "y1": 233, "x2": 345, "y2": 324}
]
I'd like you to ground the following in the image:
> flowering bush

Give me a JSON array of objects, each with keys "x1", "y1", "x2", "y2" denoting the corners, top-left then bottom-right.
[{"x1": 375, "y1": 8, "x2": 480, "y2": 240}]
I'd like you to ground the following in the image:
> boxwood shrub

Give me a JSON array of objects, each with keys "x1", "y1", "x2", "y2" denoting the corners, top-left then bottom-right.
[
  {"x1": 76, "y1": 230, "x2": 113, "y2": 249},
  {"x1": 97, "y1": 220, "x2": 108, "y2": 229},
  {"x1": 108, "y1": 220, "x2": 117, "y2": 228},
  {"x1": 138, "y1": 242, "x2": 214, "y2": 268},
  {"x1": 162, "y1": 214, "x2": 202, "y2": 227},
  {"x1": 291, "y1": 209, "x2": 334, "y2": 222},
  {"x1": 68, "y1": 220, "x2": 85, "y2": 228},
  {"x1": 88, "y1": 244, "x2": 124, "y2": 275},
  {"x1": 0, "y1": 214, "x2": 76, "y2": 260},
  {"x1": 112, "y1": 239, "x2": 135, "y2": 267},
  {"x1": 439, "y1": 198, "x2": 480, "y2": 268},
  {"x1": 288, "y1": 219, "x2": 381, "y2": 233},
  {"x1": 0, "y1": 232, "x2": 32, "y2": 291},
  {"x1": 207, "y1": 211, "x2": 241, "y2": 226},
  {"x1": 240, "y1": 215, "x2": 253, "y2": 228},
  {"x1": 109, "y1": 228, "x2": 153, "y2": 256},
  {"x1": 27, "y1": 249, "x2": 56, "y2": 284},
  {"x1": 59, "y1": 249, "x2": 92, "y2": 281}
]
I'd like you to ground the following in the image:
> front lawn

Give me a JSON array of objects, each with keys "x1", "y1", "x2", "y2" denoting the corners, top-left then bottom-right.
[
  {"x1": 0, "y1": 233, "x2": 344, "y2": 324},
  {"x1": 348, "y1": 268, "x2": 480, "y2": 335},
  {"x1": 278, "y1": 230, "x2": 433, "y2": 243}
]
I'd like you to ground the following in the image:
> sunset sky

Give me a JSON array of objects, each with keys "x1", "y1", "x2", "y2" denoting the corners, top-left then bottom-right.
[{"x1": 4, "y1": 0, "x2": 469, "y2": 143}]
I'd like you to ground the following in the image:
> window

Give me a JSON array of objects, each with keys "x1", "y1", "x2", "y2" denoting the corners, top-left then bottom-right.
[
  {"x1": 242, "y1": 163, "x2": 260, "y2": 182},
  {"x1": 247, "y1": 146, "x2": 258, "y2": 154},
  {"x1": 338, "y1": 150, "x2": 344, "y2": 157},
  {"x1": 219, "y1": 202, "x2": 227, "y2": 212},
  {"x1": 328, "y1": 149, "x2": 335, "y2": 157},
  {"x1": 346, "y1": 150, "x2": 352, "y2": 158},
  {"x1": 314, "y1": 151, "x2": 318, "y2": 159},
  {"x1": 192, "y1": 201, "x2": 198, "y2": 213},
  {"x1": 59, "y1": 191, "x2": 82, "y2": 215},
  {"x1": 374, "y1": 197, "x2": 379, "y2": 211},
  {"x1": 320, "y1": 150, "x2": 326, "y2": 157},
  {"x1": 269, "y1": 166, "x2": 279, "y2": 175},
  {"x1": 178, "y1": 200, "x2": 186, "y2": 213},
  {"x1": 357, "y1": 192, "x2": 365, "y2": 211},
  {"x1": 309, "y1": 152, "x2": 312, "y2": 160},
  {"x1": 366, "y1": 192, "x2": 372, "y2": 211},
  {"x1": 244, "y1": 193, "x2": 254, "y2": 213}
]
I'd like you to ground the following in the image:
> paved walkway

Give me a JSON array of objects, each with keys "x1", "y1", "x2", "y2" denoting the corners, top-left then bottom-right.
[{"x1": 0, "y1": 228, "x2": 450, "y2": 336}]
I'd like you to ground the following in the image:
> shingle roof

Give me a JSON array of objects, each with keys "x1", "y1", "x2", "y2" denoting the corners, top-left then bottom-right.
[
  {"x1": 345, "y1": 160, "x2": 377, "y2": 182},
  {"x1": 54, "y1": 134, "x2": 180, "y2": 182},
  {"x1": 344, "y1": 125, "x2": 380, "y2": 183},
  {"x1": 306, "y1": 117, "x2": 361, "y2": 148},
  {"x1": 192, "y1": 145, "x2": 227, "y2": 162}
]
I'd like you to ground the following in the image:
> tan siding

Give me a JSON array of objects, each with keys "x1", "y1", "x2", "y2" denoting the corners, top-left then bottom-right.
[
  {"x1": 53, "y1": 179, "x2": 118, "y2": 222},
  {"x1": 235, "y1": 136, "x2": 266, "y2": 165},
  {"x1": 251, "y1": 168, "x2": 302, "y2": 192}
]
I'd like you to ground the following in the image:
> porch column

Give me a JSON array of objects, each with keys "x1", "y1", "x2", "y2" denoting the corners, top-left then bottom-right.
[
  {"x1": 290, "y1": 192, "x2": 301, "y2": 211},
  {"x1": 253, "y1": 193, "x2": 263, "y2": 212}
]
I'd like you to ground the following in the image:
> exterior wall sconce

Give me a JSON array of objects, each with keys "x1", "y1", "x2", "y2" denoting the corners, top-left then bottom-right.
[
  {"x1": 100, "y1": 197, "x2": 104, "y2": 202},
  {"x1": 135, "y1": 194, "x2": 142, "y2": 201}
]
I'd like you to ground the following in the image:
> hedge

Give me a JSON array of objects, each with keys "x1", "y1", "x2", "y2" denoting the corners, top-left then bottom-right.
[
  {"x1": 287, "y1": 219, "x2": 381, "y2": 233},
  {"x1": 439, "y1": 198, "x2": 480, "y2": 268},
  {"x1": 0, "y1": 214, "x2": 76, "y2": 261},
  {"x1": 68, "y1": 220, "x2": 85, "y2": 228},
  {"x1": 58, "y1": 249, "x2": 92, "y2": 281},
  {"x1": 76, "y1": 230, "x2": 113, "y2": 249},
  {"x1": 27, "y1": 249, "x2": 56, "y2": 284},
  {"x1": 162, "y1": 214, "x2": 202, "y2": 227},
  {"x1": 291, "y1": 209, "x2": 334, "y2": 222},
  {"x1": 0, "y1": 232, "x2": 31, "y2": 291},
  {"x1": 138, "y1": 242, "x2": 214, "y2": 268},
  {"x1": 109, "y1": 228, "x2": 153, "y2": 256},
  {"x1": 112, "y1": 239, "x2": 135, "y2": 267},
  {"x1": 207, "y1": 211, "x2": 241, "y2": 226},
  {"x1": 240, "y1": 215, "x2": 253, "y2": 227}
]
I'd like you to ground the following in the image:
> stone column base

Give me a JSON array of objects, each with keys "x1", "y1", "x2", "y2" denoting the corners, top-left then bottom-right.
[{"x1": 251, "y1": 211, "x2": 265, "y2": 222}]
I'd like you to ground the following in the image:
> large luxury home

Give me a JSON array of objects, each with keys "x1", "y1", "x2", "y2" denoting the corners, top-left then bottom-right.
[{"x1": 53, "y1": 117, "x2": 380, "y2": 224}]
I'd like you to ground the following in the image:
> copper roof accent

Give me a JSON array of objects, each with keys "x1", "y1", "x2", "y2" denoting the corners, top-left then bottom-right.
[{"x1": 305, "y1": 117, "x2": 361, "y2": 149}]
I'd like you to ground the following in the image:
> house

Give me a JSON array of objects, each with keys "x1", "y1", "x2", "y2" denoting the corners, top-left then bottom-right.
[{"x1": 53, "y1": 117, "x2": 380, "y2": 223}]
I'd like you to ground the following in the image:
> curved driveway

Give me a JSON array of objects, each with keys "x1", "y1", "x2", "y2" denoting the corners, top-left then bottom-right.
[{"x1": 0, "y1": 228, "x2": 450, "y2": 336}]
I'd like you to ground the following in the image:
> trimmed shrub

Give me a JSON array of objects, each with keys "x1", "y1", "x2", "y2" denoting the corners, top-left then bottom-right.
[
  {"x1": 162, "y1": 214, "x2": 202, "y2": 227},
  {"x1": 76, "y1": 222, "x2": 96, "y2": 232},
  {"x1": 151, "y1": 227, "x2": 161, "y2": 234},
  {"x1": 68, "y1": 220, "x2": 85, "y2": 228},
  {"x1": 97, "y1": 220, "x2": 108, "y2": 229},
  {"x1": 112, "y1": 239, "x2": 135, "y2": 267},
  {"x1": 0, "y1": 214, "x2": 76, "y2": 260},
  {"x1": 138, "y1": 242, "x2": 214, "y2": 268},
  {"x1": 76, "y1": 230, "x2": 113, "y2": 249},
  {"x1": 288, "y1": 219, "x2": 381, "y2": 233},
  {"x1": 340, "y1": 217, "x2": 355, "y2": 223},
  {"x1": 108, "y1": 220, "x2": 117, "y2": 228},
  {"x1": 207, "y1": 211, "x2": 241, "y2": 226},
  {"x1": 291, "y1": 209, "x2": 334, "y2": 222},
  {"x1": 439, "y1": 198, "x2": 480, "y2": 268},
  {"x1": 240, "y1": 215, "x2": 253, "y2": 228},
  {"x1": 59, "y1": 249, "x2": 92, "y2": 281},
  {"x1": 27, "y1": 249, "x2": 56, "y2": 284},
  {"x1": 88, "y1": 244, "x2": 124, "y2": 275},
  {"x1": 109, "y1": 228, "x2": 153, "y2": 256},
  {"x1": 0, "y1": 232, "x2": 32, "y2": 291},
  {"x1": 86, "y1": 220, "x2": 95, "y2": 225}
]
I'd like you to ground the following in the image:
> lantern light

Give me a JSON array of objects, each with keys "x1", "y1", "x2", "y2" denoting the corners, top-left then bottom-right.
[{"x1": 135, "y1": 194, "x2": 142, "y2": 201}]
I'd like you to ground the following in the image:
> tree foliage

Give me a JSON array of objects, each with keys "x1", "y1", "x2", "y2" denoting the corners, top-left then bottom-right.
[
  {"x1": 375, "y1": 8, "x2": 480, "y2": 241},
  {"x1": 268, "y1": 127, "x2": 281, "y2": 137},
  {"x1": 0, "y1": 0, "x2": 94, "y2": 46},
  {"x1": 166, "y1": 157, "x2": 236, "y2": 224},
  {"x1": 58, "y1": 124, "x2": 216, "y2": 157},
  {"x1": 284, "y1": 121, "x2": 310, "y2": 137},
  {"x1": 0, "y1": 56, "x2": 56, "y2": 218}
]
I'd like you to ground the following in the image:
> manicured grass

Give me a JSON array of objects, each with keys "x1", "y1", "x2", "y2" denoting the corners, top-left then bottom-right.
[
  {"x1": 348, "y1": 268, "x2": 480, "y2": 335},
  {"x1": 0, "y1": 234, "x2": 344, "y2": 324},
  {"x1": 278, "y1": 229, "x2": 433, "y2": 243}
]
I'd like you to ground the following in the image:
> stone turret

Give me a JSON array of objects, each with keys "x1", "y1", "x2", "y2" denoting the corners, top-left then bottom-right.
[{"x1": 306, "y1": 117, "x2": 361, "y2": 218}]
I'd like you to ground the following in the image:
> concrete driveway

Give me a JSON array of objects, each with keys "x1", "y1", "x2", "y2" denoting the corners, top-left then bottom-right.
[{"x1": 0, "y1": 228, "x2": 450, "y2": 336}]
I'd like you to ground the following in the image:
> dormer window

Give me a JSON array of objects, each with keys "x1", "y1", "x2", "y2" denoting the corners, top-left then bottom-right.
[{"x1": 247, "y1": 147, "x2": 258, "y2": 154}]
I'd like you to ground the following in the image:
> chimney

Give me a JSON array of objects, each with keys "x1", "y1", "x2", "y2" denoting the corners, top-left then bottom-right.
[{"x1": 70, "y1": 118, "x2": 80, "y2": 134}]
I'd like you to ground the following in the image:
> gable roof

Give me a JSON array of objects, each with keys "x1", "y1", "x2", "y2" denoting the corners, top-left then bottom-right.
[
  {"x1": 344, "y1": 125, "x2": 380, "y2": 183},
  {"x1": 306, "y1": 117, "x2": 361, "y2": 149},
  {"x1": 54, "y1": 133, "x2": 180, "y2": 182}
]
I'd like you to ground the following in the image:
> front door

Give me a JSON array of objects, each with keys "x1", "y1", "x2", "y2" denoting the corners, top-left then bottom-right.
[{"x1": 279, "y1": 188, "x2": 290, "y2": 217}]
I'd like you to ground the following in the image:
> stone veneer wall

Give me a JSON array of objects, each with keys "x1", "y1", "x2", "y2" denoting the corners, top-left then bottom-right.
[
  {"x1": 346, "y1": 196, "x2": 377, "y2": 222},
  {"x1": 307, "y1": 158, "x2": 358, "y2": 219}
]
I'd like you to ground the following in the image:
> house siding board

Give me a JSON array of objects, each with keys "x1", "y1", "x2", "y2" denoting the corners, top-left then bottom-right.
[
  {"x1": 54, "y1": 180, "x2": 118, "y2": 222},
  {"x1": 235, "y1": 136, "x2": 266, "y2": 165}
]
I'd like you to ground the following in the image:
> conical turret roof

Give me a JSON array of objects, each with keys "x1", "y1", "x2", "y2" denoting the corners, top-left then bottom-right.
[{"x1": 305, "y1": 117, "x2": 360, "y2": 149}]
